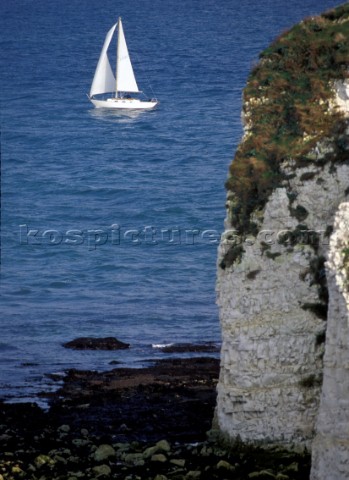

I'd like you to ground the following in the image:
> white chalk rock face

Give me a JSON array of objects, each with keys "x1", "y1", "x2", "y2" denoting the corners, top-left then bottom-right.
[
  {"x1": 334, "y1": 80, "x2": 349, "y2": 117},
  {"x1": 310, "y1": 202, "x2": 349, "y2": 480},
  {"x1": 216, "y1": 79, "x2": 349, "y2": 450}
]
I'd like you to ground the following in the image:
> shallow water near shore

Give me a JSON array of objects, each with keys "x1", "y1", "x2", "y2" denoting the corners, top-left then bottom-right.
[{"x1": 0, "y1": 0, "x2": 340, "y2": 403}]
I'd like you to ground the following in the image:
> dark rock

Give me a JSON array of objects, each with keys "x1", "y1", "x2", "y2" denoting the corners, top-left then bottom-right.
[
  {"x1": 63, "y1": 337, "x2": 130, "y2": 350},
  {"x1": 151, "y1": 453, "x2": 167, "y2": 463},
  {"x1": 217, "y1": 459, "x2": 235, "y2": 471},
  {"x1": 93, "y1": 444, "x2": 116, "y2": 461},
  {"x1": 170, "y1": 459, "x2": 186, "y2": 467},
  {"x1": 186, "y1": 471, "x2": 201, "y2": 479},
  {"x1": 92, "y1": 464, "x2": 111, "y2": 476},
  {"x1": 34, "y1": 454, "x2": 55, "y2": 467},
  {"x1": 248, "y1": 471, "x2": 276, "y2": 479},
  {"x1": 155, "y1": 439, "x2": 171, "y2": 452},
  {"x1": 158, "y1": 343, "x2": 219, "y2": 354},
  {"x1": 58, "y1": 424, "x2": 70, "y2": 433},
  {"x1": 47, "y1": 357, "x2": 219, "y2": 443},
  {"x1": 124, "y1": 452, "x2": 145, "y2": 466}
]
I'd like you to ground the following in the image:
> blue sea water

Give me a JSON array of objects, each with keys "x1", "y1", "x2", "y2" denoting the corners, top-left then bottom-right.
[{"x1": 0, "y1": 0, "x2": 341, "y2": 403}]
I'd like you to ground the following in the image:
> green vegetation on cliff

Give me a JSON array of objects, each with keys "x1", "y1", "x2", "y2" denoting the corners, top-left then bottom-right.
[{"x1": 226, "y1": 3, "x2": 349, "y2": 234}]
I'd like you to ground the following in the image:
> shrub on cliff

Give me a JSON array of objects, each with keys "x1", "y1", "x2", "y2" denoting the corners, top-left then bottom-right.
[{"x1": 226, "y1": 3, "x2": 349, "y2": 234}]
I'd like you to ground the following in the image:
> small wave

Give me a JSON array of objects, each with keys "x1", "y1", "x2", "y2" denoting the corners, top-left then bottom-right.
[
  {"x1": 152, "y1": 343, "x2": 174, "y2": 349},
  {"x1": 48, "y1": 281, "x2": 71, "y2": 288}
]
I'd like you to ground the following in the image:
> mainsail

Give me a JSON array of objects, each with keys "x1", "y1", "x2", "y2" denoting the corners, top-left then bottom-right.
[
  {"x1": 90, "y1": 24, "x2": 117, "y2": 97},
  {"x1": 116, "y1": 19, "x2": 139, "y2": 93}
]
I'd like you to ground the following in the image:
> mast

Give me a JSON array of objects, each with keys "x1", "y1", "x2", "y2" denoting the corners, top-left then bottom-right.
[
  {"x1": 115, "y1": 17, "x2": 121, "y2": 98},
  {"x1": 114, "y1": 17, "x2": 139, "y2": 96}
]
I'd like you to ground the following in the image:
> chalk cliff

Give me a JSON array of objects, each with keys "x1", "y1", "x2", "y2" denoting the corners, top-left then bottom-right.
[
  {"x1": 216, "y1": 4, "x2": 349, "y2": 478},
  {"x1": 310, "y1": 202, "x2": 349, "y2": 479}
]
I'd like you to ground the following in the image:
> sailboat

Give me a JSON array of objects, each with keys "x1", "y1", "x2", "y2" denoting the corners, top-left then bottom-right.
[{"x1": 89, "y1": 18, "x2": 158, "y2": 110}]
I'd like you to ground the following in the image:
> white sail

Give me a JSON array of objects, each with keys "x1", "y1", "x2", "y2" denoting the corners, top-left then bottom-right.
[
  {"x1": 116, "y1": 19, "x2": 139, "y2": 93},
  {"x1": 90, "y1": 24, "x2": 117, "y2": 97}
]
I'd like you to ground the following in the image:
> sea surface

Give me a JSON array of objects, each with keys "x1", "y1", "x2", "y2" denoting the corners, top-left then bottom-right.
[{"x1": 0, "y1": 0, "x2": 340, "y2": 404}]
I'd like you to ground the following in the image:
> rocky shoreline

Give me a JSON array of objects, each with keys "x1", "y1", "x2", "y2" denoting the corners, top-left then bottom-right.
[{"x1": 0, "y1": 357, "x2": 310, "y2": 479}]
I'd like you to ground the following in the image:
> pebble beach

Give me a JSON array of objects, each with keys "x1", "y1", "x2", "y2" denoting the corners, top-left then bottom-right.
[{"x1": 0, "y1": 357, "x2": 310, "y2": 480}]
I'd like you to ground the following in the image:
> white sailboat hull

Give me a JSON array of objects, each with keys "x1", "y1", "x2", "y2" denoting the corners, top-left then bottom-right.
[{"x1": 90, "y1": 97, "x2": 158, "y2": 110}]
